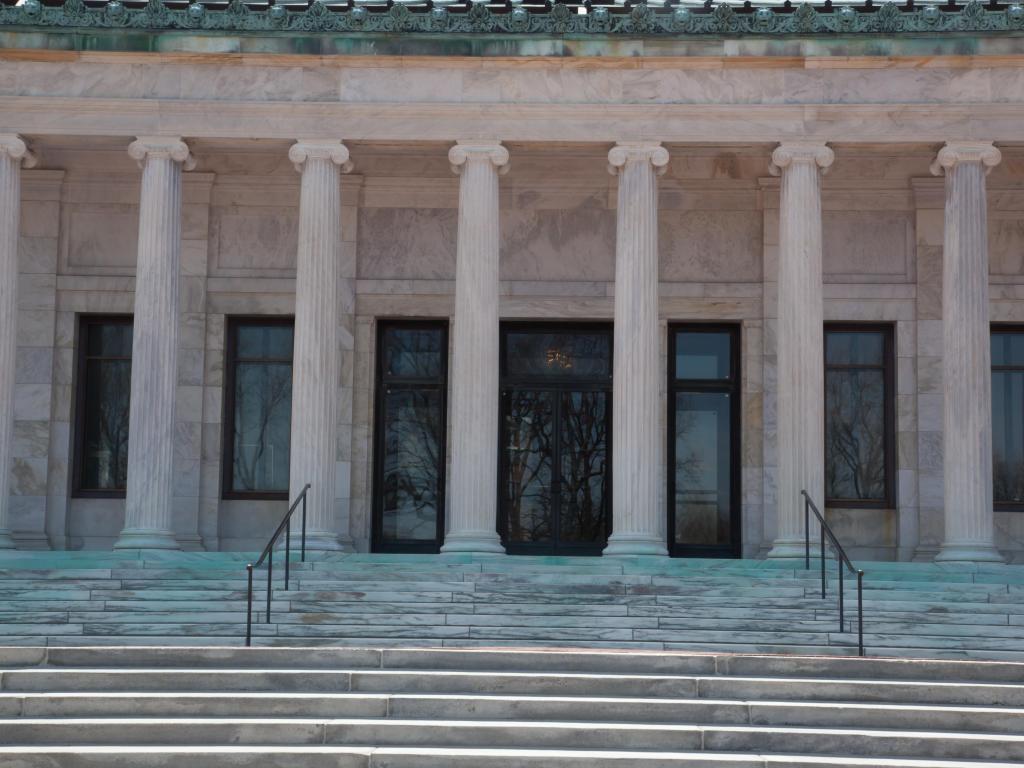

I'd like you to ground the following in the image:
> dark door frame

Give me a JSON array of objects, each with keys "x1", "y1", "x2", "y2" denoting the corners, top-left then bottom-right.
[
  {"x1": 370, "y1": 318, "x2": 449, "y2": 554},
  {"x1": 498, "y1": 321, "x2": 613, "y2": 556},
  {"x1": 666, "y1": 322, "x2": 742, "y2": 558}
]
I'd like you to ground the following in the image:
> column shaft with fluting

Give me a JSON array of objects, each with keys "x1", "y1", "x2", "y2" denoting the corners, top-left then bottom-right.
[
  {"x1": 440, "y1": 141, "x2": 509, "y2": 554},
  {"x1": 767, "y1": 142, "x2": 834, "y2": 558},
  {"x1": 603, "y1": 142, "x2": 669, "y2": 557},
  {"x1": 116, "y1": 137, "x2": 194, "y2": 550},
  {"x1": 0, "y1": 135, "x2": 36, "y2": 550},
  {"x1": 933, "y1": 142, "x2": 1004, "y2": 563},
  {"x1": 287, "y1": 140, "x2": 353, "y2": 551}
]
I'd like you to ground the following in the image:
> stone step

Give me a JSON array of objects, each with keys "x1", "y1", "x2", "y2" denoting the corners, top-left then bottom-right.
[
  {"x1": 4, "y1": 746, "x2": 1022, "y2": 768},
  {"x1": 5, "y1": 667, "x2": 1024, "y2": 705},
  {"x1": 4, "y1": 717, "x2": 1024, "y2": 759},
  {"x1": 4, "y1": 691, "x2": 1024, "y2": 733}
]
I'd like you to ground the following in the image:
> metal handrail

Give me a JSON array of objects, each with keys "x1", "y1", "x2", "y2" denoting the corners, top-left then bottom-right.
[
  {"x1": 801, "y1": 489, "x2": 865, "y2": 656},
  {"x1": 244, "y1": 482, "x2": 311, "y2": 647}
]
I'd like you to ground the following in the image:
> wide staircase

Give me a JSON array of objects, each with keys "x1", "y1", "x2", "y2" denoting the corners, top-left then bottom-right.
[
  {"x1": 3, "y1": 645, "x2": 1024, "y2": 766},
  {"x1": 1, "y1": 551, "x2": 1024, "y2": 658}
]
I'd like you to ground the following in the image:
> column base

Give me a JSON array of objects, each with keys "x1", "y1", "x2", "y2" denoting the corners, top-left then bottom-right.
[
  {"x1": 765, "y1": 538, "x2": 808, "y2": 559},
  {"x1": 440, "y1": 531, "x2": 505, "y2": 555},
  {"x1": 0, "y1": 529, "x2": 15, "y2": 549},
  {"x1": 603, "y1": 533, "x2": 668, "y2": 557},
  {"x1": 301, "y1": 531, "x2": 346, "y2": 552},
  {"x1": 935, "y1": 542, "x2": 1004, "y2": 564},
  {"x1": 113, "y1": 528, "x2": 180, "y2": 550}
]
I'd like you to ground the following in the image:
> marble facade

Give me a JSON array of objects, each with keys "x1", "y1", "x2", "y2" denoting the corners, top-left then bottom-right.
[{"x1": 4, "y1": 46, "x2": 1024, "y2": 562}]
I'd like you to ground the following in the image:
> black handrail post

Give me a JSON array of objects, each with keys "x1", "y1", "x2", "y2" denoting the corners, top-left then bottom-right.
[
  {"x1": 239, "y1": 483, "x2": 311, "y2": 643},
  {"x1": 838, "y1": 555, "x2": 845, "y2": 632},
  {"x1": 301, "y1": 492, "x2": 307, "y2": 562},
  {"x1": 266, "y1": 548, "x2": 273, "y2": 623},
  {"x1": 820, "y1": 523, "x2": 826, "y2": 599},
  {"x1": 804, "y1": 495, "x2": 810, "y2": 571},
  {"x1": 245, "y1": 563, "x2": 254, "y2": 647},
  {"x1": 285, "y1": 516, "x2": 291, "y2": 591},
  {"x1": 857, "y1": 569, "x2": 865, "y2": 656}
]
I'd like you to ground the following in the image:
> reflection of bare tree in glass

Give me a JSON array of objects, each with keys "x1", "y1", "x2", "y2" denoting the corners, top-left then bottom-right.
[
  {"x1": 381, "y1": 329, "x2": 445, "y2": 540},
  {"x1": 90, "y1": 361, "x2": 131, "y2": 488},
  {"x1": 559, "y1": 392, "x2": 607, "y2": 542},
  {"x1": 383, "y1": 390, "x2": 442, "y2": 539},
  {"x1": 826, "y1": 372, "x2": 885, "y2": 500},
  {"x1": 994, "y1": 459, "x2": 1024, "y2": 504},
  {"x1": 234, "y1": 364, "x2": 291, "y2": 492},
  {"x1": 674, "y1": 404, "x2": 717, "y2": 544},
  {"x1": 505, "y1": 393, "x2": 553, "y2": 543}
]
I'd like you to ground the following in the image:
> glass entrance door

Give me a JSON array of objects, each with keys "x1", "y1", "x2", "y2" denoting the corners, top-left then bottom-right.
[
  {"x1": 668, "y1": 325, "x2": 741, "y2": 557},
  {"x1": 500, "y1": 324, "x2": 612, "y2": 555}
]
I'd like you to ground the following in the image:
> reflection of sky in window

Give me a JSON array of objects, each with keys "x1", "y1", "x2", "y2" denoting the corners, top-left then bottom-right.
[{"x1": 675, "y1": 332, "x2": 730, "y2": 380}]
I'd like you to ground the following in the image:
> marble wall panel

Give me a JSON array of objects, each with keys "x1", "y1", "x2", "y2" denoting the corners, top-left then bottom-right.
[
  {"x1": 62, "y1": 206, "x2": 138, "y2": 273},
  {"x1": 501, "y1": 209, "x2": 615, "y2": 282},
  {"x1": 823, "y1": 210, "x2": 914, "y2": 283},
  {"x1": 211, "y1": 208, "x2": 298, "y2": 275},
  {"x1": 357, "y1": 207, "x2": 457, "y2": 281},
  {"x1": 660, "y1": 210, "x2": 762, "y2": 283},
  {"x1": 990, "y1": 216, "x2": 1024, "y2": 275}
]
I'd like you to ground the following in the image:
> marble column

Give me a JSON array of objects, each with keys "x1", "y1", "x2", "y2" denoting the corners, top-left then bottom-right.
[
  {"x1": 932, "y1": 142, "x2": 1004, "y2": 563},
  {"x1": 767, "y1": 142, "x2": 834, "y2": 559},
  {"x1": 440, "y1": 141, "x2": 509, "y2": 555},
  {"x1": 604, "y1": 142, "x2": 670, "y2": 557},
  {"x1": 115, "y1": 137, "x2": 194, "y2": 550},
  {"x1": 287, "y1": 140, "x2": 352, "y2": 551},
  {"x1": 0, "y1": 135, "x2": 36, "y2": 550}
]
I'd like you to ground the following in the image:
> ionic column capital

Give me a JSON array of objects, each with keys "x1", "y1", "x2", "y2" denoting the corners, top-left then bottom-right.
[
  {"x1": 128, "y1": 136, "x2": 195, "y2": 171},
  {"x1": 449, "y1": 140, "x2": 510, "y2": 176},
  {"x1": 769, "y1": 142, "x2": 834, "y2": 176},
  {"x1": 0, "y1": 134, "x2": 37, "y2": 169},
  {"x1": 607, "y1": 141, "x2": 669, "y2": 176},
  {"x1": 930, "y1": 141, "x2": 1002, "y2": 177},
  {"x1": 289, "y1": 139, "x2": 353, "y2": 174}
]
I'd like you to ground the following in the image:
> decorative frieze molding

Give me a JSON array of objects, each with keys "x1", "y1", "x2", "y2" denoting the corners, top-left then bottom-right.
[{"x1": 3, "y1": 0, "x2": 1023, "y2": 37}]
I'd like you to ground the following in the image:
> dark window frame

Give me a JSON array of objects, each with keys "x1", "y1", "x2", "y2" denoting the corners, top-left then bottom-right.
[
  {"x1": 371, "y1": 319, "x2": 449, "y2": 554},
  {"x1": 72, "y1": 314, "x2": 133, "y2": 499},
  {"x1": 991, "y1": 323, "x2": 1024, "y2": 512},
  {"x1": 221, "y1": 316, "x2": 295, "y2": 501},
  {"x1": 823, "y1": 322, "x2": 896, "y2": 510},
  {"x1": 666, "y1": 322, "x2": 742, "y2": 558},
  {"x1": 498, "y1": 320, "x2": 614, "y2": 557}
]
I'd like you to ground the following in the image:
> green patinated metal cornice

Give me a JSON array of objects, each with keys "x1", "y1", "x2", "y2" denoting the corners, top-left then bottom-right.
[{"x1": 3, "y1": 0, "x2": 1024, "y2": 37}]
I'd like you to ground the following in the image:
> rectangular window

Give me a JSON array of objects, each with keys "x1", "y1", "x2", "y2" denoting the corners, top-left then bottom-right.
[
  {"x1": 668, "y1": 324, "x2": 741, "y2": 558},
  {"x1": 222, "y1": 318, "x2": 294, "y2": 499},
  {"x1": 372, "y1": 321, "x2": 448, "y2": 553},
  {"x1": 992, "y1": 327, "x2": 1024, "y2": 508},
  {"x1": 824, "y1": 324, "x2": 895, "y2": 508},
  {"x1": 73, "y1": 316, "x2": 133, "y2": 497}
]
